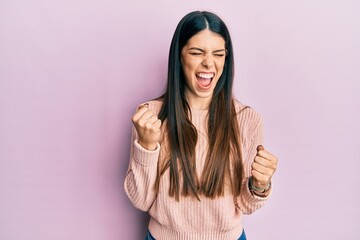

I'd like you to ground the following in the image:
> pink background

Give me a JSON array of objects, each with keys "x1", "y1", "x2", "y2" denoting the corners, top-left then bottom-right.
[{"x1": 1, "y1": 0, "x2": 359, "y2": 239}]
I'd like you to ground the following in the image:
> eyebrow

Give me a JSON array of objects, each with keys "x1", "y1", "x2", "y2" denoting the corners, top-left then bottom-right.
[{"x1": 188, "y1": 47, "x2": 226, "y2": 53}]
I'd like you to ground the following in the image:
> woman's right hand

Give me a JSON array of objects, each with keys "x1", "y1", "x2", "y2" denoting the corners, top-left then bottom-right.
[{"x1": 131, "y1": 104, "x2": 162, "y2": 151}]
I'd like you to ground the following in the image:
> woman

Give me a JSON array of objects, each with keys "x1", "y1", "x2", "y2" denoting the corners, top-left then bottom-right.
[{"x1": 124, "y1": 11, "x2": 278, "y2": 240}]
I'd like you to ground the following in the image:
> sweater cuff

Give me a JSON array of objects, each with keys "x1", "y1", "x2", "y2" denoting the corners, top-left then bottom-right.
[
  {"x1": 133, "y1": 139, "x2": 160, "y2": 166},
  {"x1": 245, "y1": 177, "x2": 272, "y2": 201}
]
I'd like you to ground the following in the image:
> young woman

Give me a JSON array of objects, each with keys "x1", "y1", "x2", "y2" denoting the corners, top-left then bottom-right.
[{"x1": 124, "y1": 11, "x2": 278, "y2": 240}]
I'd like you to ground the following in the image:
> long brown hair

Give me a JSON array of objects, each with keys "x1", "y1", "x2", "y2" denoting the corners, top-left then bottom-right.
[{"x1": 155, "y1": 11, "x2": 244, "y2": 200}]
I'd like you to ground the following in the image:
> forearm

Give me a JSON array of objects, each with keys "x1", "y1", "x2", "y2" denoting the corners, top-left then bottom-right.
[
  {"x1": 124, "y1": 140, "x2": 160, "y2": 211},
  {"x1": 235, "y1": 177, "x2": 271, "y2": 214}
]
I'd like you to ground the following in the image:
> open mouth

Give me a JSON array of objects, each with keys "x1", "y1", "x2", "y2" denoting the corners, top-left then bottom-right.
[{"x1": 196, "y1": 72, "x2": 215, "y2": 89}]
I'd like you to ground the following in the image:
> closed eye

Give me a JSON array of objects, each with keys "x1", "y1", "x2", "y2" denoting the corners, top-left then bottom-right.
[
  {"x1": 187, "y1": 48, "x2": 227, "y2": 57},
  {"x1": 189, "y1": 52, "x2": 202, "y2": 56}
]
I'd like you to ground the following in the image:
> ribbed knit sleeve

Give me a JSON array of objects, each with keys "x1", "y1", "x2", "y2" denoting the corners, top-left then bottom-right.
[
  {"x1": 124, "y1": 102, "x2": 161, "y2": 212},
  {"x1": 124, "y1": 100, "x2": 273, "y2": 239},
  {"x1": 235, "y1": 106, "x2": 272, "y2": 215}
]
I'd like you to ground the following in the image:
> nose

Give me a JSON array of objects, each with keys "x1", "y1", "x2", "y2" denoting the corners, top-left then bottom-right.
[{"x1": 201, "y1": 54, "x2": 214, "y2": 68}]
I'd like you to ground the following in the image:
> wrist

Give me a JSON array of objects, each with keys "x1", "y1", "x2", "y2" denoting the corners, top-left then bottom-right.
[
  {"x1": 249, "y1": 177, "x2": 271, "y2": 195},
  {"x1": 138, "y1": 140, "x2": 158, "y2": 151}
]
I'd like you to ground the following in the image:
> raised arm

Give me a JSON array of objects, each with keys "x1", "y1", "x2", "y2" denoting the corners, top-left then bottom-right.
[
  {"x1": 124, "y1": 104, "x2": 162, "y2": 211},
  {"x1": 235, "y1": 109, "x2": 278, "y2": 214}
]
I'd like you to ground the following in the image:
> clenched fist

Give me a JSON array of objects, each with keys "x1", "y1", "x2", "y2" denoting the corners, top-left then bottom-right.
[
  {"x1": 131, "y1": 104, "x2": 162, "y2": 151},
  {"x1": 251, "y1": 145, "x2": 278, "y2": 190}
]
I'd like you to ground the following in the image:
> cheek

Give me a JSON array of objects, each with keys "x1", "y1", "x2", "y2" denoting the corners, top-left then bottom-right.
[
  {"x1": 183, "y1": 58, "x2": 197, "y2": 69},
  {"x1": 182, "y1": 60, "x2": 197, "y2": 76},
  {"x1": 216, "y1": 62, "x2": 225, "y2": 76}
]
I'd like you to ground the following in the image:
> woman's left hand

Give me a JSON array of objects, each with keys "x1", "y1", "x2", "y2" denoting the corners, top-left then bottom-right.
[{"x1": 251, "y1": 145, "x2": 278, "y2": 189}]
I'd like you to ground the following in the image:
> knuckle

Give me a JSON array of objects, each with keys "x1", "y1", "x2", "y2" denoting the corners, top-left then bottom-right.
[
  {"x1": 131, "y1": 115, "x2": 138, "y2": 123},
  {"x1": 138, "y1": 119, "x2": 145, "y2": 126},
  {"x1": 144, "y1": 122, "x2": 152, "y2": 129}
]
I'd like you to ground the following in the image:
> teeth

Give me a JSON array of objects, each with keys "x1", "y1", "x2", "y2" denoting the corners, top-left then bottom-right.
[{"x1": 197, "y1": 73, "x2": 214, "y2": 79}]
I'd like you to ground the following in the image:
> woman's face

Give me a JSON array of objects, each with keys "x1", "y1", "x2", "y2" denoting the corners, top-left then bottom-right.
[{"x1": 181, "y1": 29, "x2": 226, "y2": 109}]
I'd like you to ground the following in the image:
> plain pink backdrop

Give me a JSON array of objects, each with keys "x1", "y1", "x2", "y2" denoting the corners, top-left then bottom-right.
[{"x1": 1, "y1": 0, "x2": 359, "y2": 239}]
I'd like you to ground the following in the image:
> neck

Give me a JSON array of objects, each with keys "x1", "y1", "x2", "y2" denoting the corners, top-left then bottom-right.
[{"x1": 185, "y1": 93, "x2": 212, "y2": 110}]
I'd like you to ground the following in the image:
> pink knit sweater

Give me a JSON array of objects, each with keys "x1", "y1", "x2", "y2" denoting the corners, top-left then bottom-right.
[{"x1": 124, "y1": 99, "x2": 271, "y2": 240}]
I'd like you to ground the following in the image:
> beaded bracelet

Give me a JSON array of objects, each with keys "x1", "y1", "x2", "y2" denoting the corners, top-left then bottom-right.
[{"x1": 249, "y1": 177, "x2": 271, "y2": 193}]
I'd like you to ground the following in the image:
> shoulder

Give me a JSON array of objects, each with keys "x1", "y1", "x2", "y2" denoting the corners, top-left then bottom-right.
[
  {"x1": 233, "y1": 98, "x2": 262, "y2": 121},
  {"x1": 233, "y1": 98, "x2": 263, "y2": 135}
]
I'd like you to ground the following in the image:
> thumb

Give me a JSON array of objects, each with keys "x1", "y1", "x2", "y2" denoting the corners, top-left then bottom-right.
[
  {"x1": 137, "y1": 103, "x2": 149, "y2": 111},
  {"x1": 257, "y1": 145, "x2": 265, "y2": 151}
]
